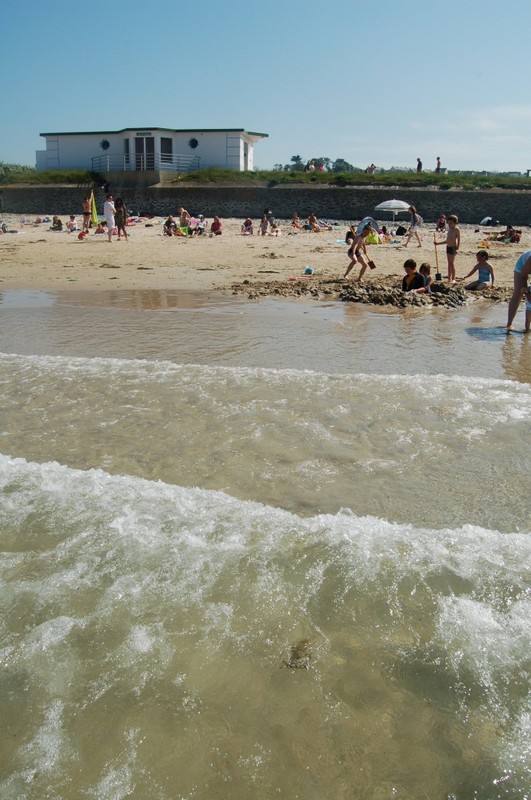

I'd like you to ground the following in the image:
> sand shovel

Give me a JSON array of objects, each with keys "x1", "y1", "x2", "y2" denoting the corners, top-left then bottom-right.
[{"x1": 434, "y1": 236, "x2": 442, "y2": 281}]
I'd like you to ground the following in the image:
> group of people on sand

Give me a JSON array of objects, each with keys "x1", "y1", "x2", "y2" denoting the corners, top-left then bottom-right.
[
  {"x1": 343, "y1": 215, "x2": 530, "y2": 332},
  {"x1": 163, "y1": 210, "x2": 223, "y2": 237},
  {"x1": 258, "y1": 210, "x2": 282, "y2": 236},
  {"x1": 291, "y1": 212, "x2": 334, "y2": 233},
  {"x1": 343, "y1": 217, "x2": 494, "y2": 288}
]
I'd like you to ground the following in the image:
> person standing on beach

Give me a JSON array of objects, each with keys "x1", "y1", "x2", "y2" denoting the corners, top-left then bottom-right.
[
  {"x1": 103, "y1": 194, "x2": 115, "y2": 242},
  {"x1": 344, "y1": 224, "x2": 372, "y2": 282},
  {"x1": 82, "y1": 194, "x2": 91, "y2": 232},
  {"x1": 115, "y1": 197, "x2": 128, "y2": 240},
  {"x1": 404, "y1": 206, "x2": 423, "y2": 248},
  {"x1": 506, "y1": 250, "x2": 531, "y2": 331},
  {"x1": 525, "y1": 285, "x2": 531, "y2": 333},
  {"x1": 416, "y1": 157, "x2": 422, "y2": 172},
  {"x1": 435, "y1": 156, "x2": 441, "y2": 173},
  {"x1": 435, "y1": 214, "x2": 460, "y2": 283}
]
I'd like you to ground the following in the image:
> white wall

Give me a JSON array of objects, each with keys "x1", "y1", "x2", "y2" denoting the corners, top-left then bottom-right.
[{"x1": 37, "y1": 129, "x2": 261, "y2": 172}]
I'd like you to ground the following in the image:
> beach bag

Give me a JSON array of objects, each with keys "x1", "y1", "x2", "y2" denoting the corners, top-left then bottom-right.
[{"x1": 396, "y1": 225, "x2": 407, "y2": 236}]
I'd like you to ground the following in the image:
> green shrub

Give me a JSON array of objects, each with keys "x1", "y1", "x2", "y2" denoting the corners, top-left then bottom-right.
[{"x1": 0, "y1": 165, "x2": 95, "y2": 185}]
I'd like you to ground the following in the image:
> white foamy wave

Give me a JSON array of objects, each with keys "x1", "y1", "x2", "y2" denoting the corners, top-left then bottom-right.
[{"x1": 1, "y1": 455, "x2": 530, "y2": 797}]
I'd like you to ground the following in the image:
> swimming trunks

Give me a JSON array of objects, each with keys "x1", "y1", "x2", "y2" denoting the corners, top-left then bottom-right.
[{"x1": 446, "y1": 246, "x2": 456, "y2": 255}]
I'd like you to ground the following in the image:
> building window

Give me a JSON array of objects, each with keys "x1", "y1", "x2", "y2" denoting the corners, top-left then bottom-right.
[
  {"x1": 189, "y1": 138, "x2": 199, "y2": 149},
  {"x1": 161, "y1": 137, "x2": 173, "y2": 163}
]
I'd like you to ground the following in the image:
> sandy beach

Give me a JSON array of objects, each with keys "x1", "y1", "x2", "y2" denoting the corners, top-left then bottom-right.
[{"x1": 0, "y1": 213, "x2": 526, "y2": 299}]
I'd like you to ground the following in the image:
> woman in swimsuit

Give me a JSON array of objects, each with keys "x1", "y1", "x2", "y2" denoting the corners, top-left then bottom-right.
[
  {"x1": 404, "y1": 206, "x2": 423, "y2": 248},
  {"x1": 344, "y1": 224, "x2": 372, "y2": 281}
]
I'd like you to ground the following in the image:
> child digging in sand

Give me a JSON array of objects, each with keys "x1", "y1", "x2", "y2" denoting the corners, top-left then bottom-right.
[
  {"x1": 412, "y1": 263, "x2": 433, "y2": 293},
  {"x1": 460, "y1": 250, "x2": 495, "y2": 290},
  {"x1": 344, "y1": 224, "x2": 373, "y2": 281},
  {"x1": 435, "y1": 214, "x2": 460, "y2": 283}
]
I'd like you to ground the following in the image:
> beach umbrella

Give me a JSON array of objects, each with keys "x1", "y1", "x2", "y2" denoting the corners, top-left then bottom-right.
[{"x1": 374, "y1": 199, "x2": 410, "y2": 221}]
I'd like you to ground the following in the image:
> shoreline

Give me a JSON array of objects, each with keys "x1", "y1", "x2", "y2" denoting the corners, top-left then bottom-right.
[{"x1": 0, "y1": 214, "x2": 524, "y2": 305}]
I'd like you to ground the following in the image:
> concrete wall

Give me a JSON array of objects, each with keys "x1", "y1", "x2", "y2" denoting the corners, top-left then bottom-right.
[{"x1": 2, "y1": 184, "x2": 531, "y2": 225}]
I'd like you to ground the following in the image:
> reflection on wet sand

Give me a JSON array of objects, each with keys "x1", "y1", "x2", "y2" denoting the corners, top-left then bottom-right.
[
  {"x1": 0, "y1": 289, "x2": 528, "y2": 384},
  {"x1": 502, "y1": 333, "x2": 531, "y2": 383},
  {"x1": 54, "y1": 289, "x2": 234, "y2": 311}
]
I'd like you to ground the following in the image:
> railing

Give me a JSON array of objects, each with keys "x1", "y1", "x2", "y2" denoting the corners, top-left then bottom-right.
[{"x1": 91, "y1": 153, "x2": 201, "y2": 173}]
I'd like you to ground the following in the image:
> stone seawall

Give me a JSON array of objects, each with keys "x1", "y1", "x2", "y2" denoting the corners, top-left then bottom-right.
[{"x1": 2, "y1": 184, "x2": 531, "y2": 225}]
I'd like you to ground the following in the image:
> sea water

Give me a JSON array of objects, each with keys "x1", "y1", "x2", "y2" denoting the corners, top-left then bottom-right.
[{"x1": 0, "y1": 290, "x2": 530, "y2": 799}]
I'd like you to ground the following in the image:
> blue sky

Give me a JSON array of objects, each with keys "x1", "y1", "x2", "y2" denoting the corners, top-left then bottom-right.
[{"x1": 2, "y1": 0, "x2": 531, "y2": 172}]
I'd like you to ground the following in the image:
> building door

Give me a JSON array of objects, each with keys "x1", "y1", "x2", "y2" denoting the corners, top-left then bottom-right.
[
  {"x1": 160, "y1": 137, "x2": 173, "y2": 165},
  {"x1": 135, "y1": 136, "x2": 155, "y2": 170}
]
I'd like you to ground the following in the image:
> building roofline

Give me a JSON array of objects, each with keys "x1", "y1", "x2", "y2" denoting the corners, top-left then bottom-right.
[{"x1": 40, "y1": 128, "x2": 268, "y2": 138}]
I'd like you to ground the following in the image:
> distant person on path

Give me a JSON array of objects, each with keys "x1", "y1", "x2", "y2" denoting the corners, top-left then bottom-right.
[
  {"x1": 103, "y1": 194, "x2": 115, "y2": 242},
  {"x1": 435, "y1": 156, "x2": 441, "y2": 173},
  {"x1": 435, "y1": 214, "x2": 460, "y2": 283},
  {"x1": 404, "y1": 206, "x2": 423, "y2": 248},
  {"x1": 416, "y1": 157, "x2": 422, "y2": 173},
  {"x1": 82, "y1": 194, "x2": 91, "y2": 231},
  {"x1": 506, "y1": 250, "x2": 531, "y2": 331},
  {"x1": 460, "y1": 250, "x2": 494, "y2": 290},
  {"x1": 115, "y1": 197, "x2": 128, "y2": 240},
  {"x1": 344, "y1": 224, "x2": 373, "y2": 282}
]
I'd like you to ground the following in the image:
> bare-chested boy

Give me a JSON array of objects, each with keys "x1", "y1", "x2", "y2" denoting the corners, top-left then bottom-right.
[{"x1": 435, "y1": 214, "x2": 460, "y2": 283}]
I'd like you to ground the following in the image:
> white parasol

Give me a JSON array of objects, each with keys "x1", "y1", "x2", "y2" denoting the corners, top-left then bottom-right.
[{"x1": 374, "y1": 199, "x2": 411, "y2": 221}]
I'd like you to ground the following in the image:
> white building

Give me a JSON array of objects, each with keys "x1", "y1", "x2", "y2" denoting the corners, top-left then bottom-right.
[{"x1": 36, "y1": 127, "x2": 268, "y2": 174}]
